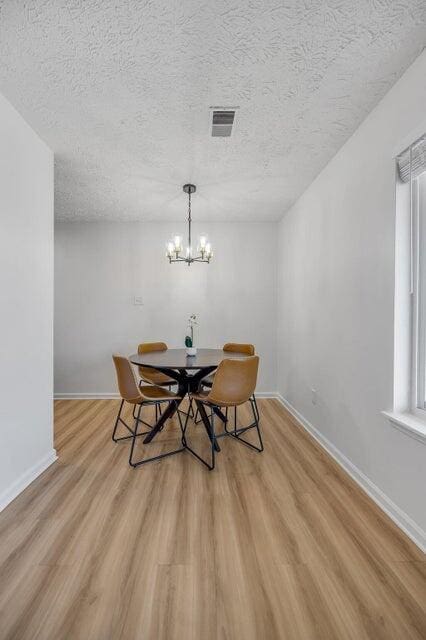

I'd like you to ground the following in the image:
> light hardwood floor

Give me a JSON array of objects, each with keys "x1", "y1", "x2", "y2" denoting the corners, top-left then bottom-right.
[{"x1": 0, "y1": 399, "x2": 424, "y2": 639}]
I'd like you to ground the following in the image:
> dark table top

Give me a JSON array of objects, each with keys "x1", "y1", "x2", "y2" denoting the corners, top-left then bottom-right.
[{"x1": 129, "y1": 348, "x2": 250, "y2": 371}]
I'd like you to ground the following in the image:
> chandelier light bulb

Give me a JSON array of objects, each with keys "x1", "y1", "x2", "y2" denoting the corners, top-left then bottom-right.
[
  {"x1": 173, "y1": 235, "x2": 182, "y2": 252},
  {"x1": 166, "y1": 241, "x2": 174, "y2": 257}
]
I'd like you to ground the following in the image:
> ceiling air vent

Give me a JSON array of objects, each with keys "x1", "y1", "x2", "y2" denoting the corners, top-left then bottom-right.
[{"x1": 211, "y1": 110, "x2": 235, "y2": 137}]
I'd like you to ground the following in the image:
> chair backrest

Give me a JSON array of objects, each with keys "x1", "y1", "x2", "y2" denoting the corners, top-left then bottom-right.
[
  {"x1": 113, "y1": 355, "x2": 142, "y2": 402},
  {"x1": 208, "y1": 356, "x2": 259, "y2": 407},
  {"x1": 137, "y1": 342, "x2": 168, "y2": 379},
  {"x1": 138, "y1": 342, "x2": 168, "y2": 354},
  {"x1": 223, "y1": 342, "x2": 255, "y2": 356}
]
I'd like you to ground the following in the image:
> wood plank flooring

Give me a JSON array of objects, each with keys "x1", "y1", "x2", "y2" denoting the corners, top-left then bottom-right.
[{"x1": 0, "y1": 399, "x2": 424, "y2": 639}]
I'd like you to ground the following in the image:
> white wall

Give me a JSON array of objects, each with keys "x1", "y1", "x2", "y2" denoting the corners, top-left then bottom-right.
[
  {"x1": 277, "y1": 51, "x2": 426, "y2": 545},
  {"x1": 0, "y1": 92, "x2": 54, "y2": 510},
  {"x1": 54, "y1": 221, "x2": 277, "y2": 395}
]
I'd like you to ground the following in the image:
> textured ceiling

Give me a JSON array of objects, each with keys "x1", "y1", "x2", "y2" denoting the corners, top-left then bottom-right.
[{"x1": 0, "y1": 1, "x2": 425, "y2": 222}]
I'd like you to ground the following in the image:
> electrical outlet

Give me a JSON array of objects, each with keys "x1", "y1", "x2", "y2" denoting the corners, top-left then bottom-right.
[
  {"x1": 311, "y1": 388, "x2": 317, "y2": 405},
  {"x1": 133, "y1": 296, "x2": 144, "y2": 306}
]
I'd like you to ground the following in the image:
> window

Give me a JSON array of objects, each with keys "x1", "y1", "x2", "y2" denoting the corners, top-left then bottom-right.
[
  {"x1": 397, "y1": 137, "x2": 426, "y2": 416},
  {"x1": 413, "y1": 169, "x2": 426, "y2": 413},
  {"x1": 386, "y1": 136, "x2": 426, "y2": 441}
]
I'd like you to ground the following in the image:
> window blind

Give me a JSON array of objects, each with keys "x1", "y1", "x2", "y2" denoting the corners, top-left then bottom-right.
[{"x1": 396, "y1": 135, "x2": 426, "y2": 183}]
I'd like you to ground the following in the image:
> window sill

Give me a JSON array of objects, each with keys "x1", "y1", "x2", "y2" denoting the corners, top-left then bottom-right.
[{"x1": 382, "y1": 411, "x2": 426, "y2": 444}]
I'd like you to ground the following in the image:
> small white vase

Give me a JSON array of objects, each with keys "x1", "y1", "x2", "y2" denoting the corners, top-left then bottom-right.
[{"x1": 186, "y1": 347, "x2": 197, "y2": 356}]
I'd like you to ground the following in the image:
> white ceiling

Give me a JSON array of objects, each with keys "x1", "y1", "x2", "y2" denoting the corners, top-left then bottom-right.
[{"x1": 0, "y1": 1, "x2": 425, "y2": 222}]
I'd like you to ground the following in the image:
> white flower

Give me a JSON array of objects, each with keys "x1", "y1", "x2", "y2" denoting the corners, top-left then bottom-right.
[{"x1": 188, "y1": 314, "x2": 198, "y2": 326}]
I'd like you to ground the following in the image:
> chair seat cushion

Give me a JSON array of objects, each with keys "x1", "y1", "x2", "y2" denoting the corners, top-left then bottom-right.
[
  {"x1": 139, "y1": 385, "x2": 180, "y2": 401},
  {"x1": 140, "y1": 370, "x2": 176, "y2": 386},
  {"x1": 191, "y1": 388, "x2": 251, "y2": 407}
]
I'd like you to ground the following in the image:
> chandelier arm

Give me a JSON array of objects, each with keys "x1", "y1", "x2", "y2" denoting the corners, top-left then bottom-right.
[{"x1": 169, "y1": 256, "x2": 209, "y2": 264}]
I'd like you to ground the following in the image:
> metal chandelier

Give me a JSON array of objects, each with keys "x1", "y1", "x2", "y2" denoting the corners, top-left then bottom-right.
[{"x1": 166, "y1": 184, "x2": 213, "y2": 265}]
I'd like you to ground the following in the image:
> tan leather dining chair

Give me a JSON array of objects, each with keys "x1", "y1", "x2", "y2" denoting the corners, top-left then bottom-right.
[
  {"x1": 137, "y1": 342, "x2": 177, "y2": 387},
  {"x1": 137, "y1": 341, "x2": 195, "y2": 422},
  {"x1": 196, "y1": 343, "x2": 259, "y2": 425},
  {"x1": 136, "y1": 342, "x2": 178, "y2": 422},
  {"x1": 112, "y1": 355, "x2": 184, "y2": 467},
  {"x1": 186, "y1": 355, "x2": 263, "y2": 470},
  {"x1": 202, "y1": 343, "x2": 255, "y2": 385}
]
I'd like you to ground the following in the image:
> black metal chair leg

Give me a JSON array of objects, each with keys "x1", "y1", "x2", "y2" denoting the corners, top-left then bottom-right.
[
  {"x1": 154, "y1": 402, "x2": 163, "y2": 420},
  {"x1": 229, "y1": 399, "x2": 263, "y2": 452},
  {"x1": 200, "y1": 402, "x2": 220, "y2": 452},
  {"x1": 132, "y1": 401, "x2": 160, "y2": 430},
  {"x1": 181, "y1": 399, "x2": 194, "y2": 420},
  {"x1": 180, "y1": 399, "x2": 192, "y2": 447},
  {"x1": 112, "y1": 399, "x2": 125, "y2": 441},
  {"x1": 177, "y1": 399, "x2": 193, "y2": 421},
  {"x1": 224, "y1": 407, "x2": 232, "y2": 434},
  {"x1": 252, "y1": 393, "x2": 260, "y2": 422},
  {"x1": 210, "y1": 410, "x2": 216, "y2": 470},
  {"x1": 184, "y1": 401, "x2": 217, "y2": 469},
  {"x1": 112, "y1": 400, "x2": 151, "y2": 442},
  {"x1": 129, "y1": 404, "x2": 142, "y2": 465},
  {"x1": 224, "y1": 405, "x2": 238, "y2": 435},
  {"x1": 114, "y1": 399, "x2": 163, "y2": 444},
  {"x1": 129, "y1": 401, "x2": 185, "y2": 467},
  {"x1": 251, "y1": 398, "x2": 264, "y2": 451}
]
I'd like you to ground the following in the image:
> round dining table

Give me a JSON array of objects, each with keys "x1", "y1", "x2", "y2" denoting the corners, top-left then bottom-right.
[{"x1": 129, "y1": 348, "x2": 251, "y2": 450}]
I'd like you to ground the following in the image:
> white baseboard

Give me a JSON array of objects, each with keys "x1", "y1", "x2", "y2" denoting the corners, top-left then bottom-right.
[
  {"x1": 0, "y1": 449, "x2": 57, "y2": 513},
  {"x1": 276, "y1": 394, "x2": 426, "y2": 554},
  {"x1": 54, "y1": 391, "x2": 279, "y2": 400},
  {"x1": 54, "y1": 392, "x2": 120, "y2": 399},
  {"x1": 254, "y1": 391, "x2": 279, "y2": 398}
]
